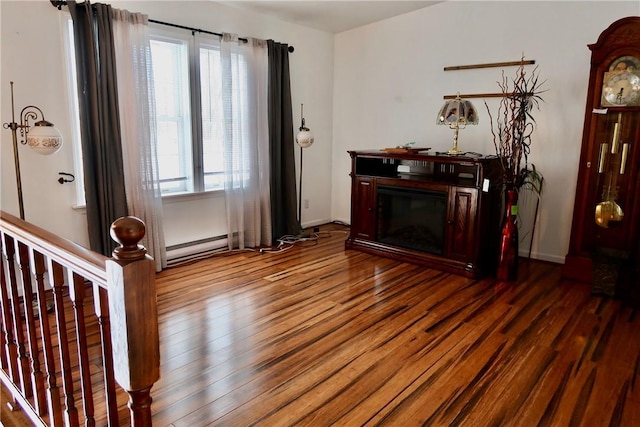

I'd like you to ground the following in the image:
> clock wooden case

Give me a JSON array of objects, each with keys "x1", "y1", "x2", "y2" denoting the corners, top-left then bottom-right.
[{"x1": 563, "y1": 16, "x2": 640, "y2": 282}]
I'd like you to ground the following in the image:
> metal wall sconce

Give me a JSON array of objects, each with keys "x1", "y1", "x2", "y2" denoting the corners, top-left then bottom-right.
[{"x1": 2, "y1": 81, "x2": 63, "y2": 220}]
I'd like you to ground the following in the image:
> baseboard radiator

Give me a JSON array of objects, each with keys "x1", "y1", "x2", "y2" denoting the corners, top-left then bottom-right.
[{"x1": 166, "y1": 234, "x2": 229, "y2": 266}]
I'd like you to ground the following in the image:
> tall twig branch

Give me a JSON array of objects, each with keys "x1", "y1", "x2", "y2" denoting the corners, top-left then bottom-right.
[{"x1": 485, "y1": 57, "x2": 546, "y2": 189}]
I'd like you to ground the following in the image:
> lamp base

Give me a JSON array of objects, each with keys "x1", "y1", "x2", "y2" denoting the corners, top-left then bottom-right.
[{"x1": 447, "y1": 125, "x2": 464, "y2": 155}]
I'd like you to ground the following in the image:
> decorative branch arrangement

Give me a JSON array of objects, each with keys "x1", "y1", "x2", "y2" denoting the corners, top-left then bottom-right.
[{"x1": 485, "y1": 60, "x2": 546, "y2": 190}]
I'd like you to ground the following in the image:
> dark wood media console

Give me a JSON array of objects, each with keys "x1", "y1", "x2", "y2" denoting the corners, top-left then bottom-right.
[{"x1": 346, "y1": 150, "x2": 503, "y2": 278}]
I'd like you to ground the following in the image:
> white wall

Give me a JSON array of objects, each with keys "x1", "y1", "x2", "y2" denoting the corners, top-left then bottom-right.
[
  {"x1": 0, "y1": 0, "x2": 334, "y2": 250},
  {"x1": 1, "y1": 1, "x2": 83, "y2": 243},
  {"x1": 331, "y1": 1, "x2": 639, "y2": 263}
]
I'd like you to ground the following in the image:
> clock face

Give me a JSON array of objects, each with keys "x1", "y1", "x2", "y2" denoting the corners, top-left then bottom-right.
[
  {"x1": 601, "y1": 56, "x2": 640, "y2": 107},
  {"x1": 602, "y1": 71, "x2": 640, "y2": 106}
]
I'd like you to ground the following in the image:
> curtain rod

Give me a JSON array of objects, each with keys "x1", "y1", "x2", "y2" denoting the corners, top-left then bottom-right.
[
  {"x1": 148, "y1": 18, "x2": 294, "y2": 52},
  {"x1": 50, "y1": 0, "x2": 295, "y2": 52}
]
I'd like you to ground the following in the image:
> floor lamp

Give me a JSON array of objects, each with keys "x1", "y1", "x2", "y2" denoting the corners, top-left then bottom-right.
[
  {"x1": 295, "y1": 104, "x2": 314, "y2": 230},
  {"x1": 3, "y1": 81, "x2": 63, "y2": 220},
  {"x1": 3, "y1": 81, "x2": 63, "y2": 315}
]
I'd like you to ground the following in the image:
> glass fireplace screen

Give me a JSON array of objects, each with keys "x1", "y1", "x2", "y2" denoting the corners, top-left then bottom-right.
[{"x1": 376, "y1": 185, "x2": 447, "y2": 255}]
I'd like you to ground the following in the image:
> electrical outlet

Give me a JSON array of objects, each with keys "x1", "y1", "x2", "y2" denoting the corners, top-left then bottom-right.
[{"x1": 304, "y1": 199, "x2": 309, "y2": 209}]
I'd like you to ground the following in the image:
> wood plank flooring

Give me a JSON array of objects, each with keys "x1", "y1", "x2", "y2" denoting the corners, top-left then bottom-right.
[{"x1": 148, "y1": 223, "x2": 639, "y2": 426}]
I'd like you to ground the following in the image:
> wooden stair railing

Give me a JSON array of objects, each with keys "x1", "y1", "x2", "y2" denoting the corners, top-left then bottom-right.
[{"x1": 0, "y1": 211, "x2": 160, "y2": 426}]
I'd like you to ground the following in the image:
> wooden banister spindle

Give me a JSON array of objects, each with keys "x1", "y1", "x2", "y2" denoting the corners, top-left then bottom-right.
[
  {"x1": 0, "y1": 310, "x2": 4, "y2": 370},
  {"x1": 0, "y1": 248, "x2": 20, "y2": 384},
  {"x1": 70, "y1": 272, "x2": 95, "y2": 426},
  {"x1": 107, "y1": 217, "x2": 160, "y2": 427},
  {"x1": 34, "y1": 251, "x2": 63, "y2": 426},
  {"x1": 0, "y1": 304, "x2": 4, "y2": 369},
  {"x1": 17, "y1": 241, "x2": 47, "y2": 414},
  {"x1": 2, "y1": 233, "x2": 31, "y2": 398},
  {"x1": 94, "y1": 284, "x2": 119, "y2": 425},
  {"x1": 50, "y1": 261, "x2": 80, "y2": 427}
]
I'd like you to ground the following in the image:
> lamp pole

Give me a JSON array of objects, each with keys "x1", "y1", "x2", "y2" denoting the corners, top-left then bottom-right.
[
  {"x1": 298, "y1": 145, "x2": 304, "y2": 224},
  {"x1": 295, "y1": 104, "x2": 314, "y2": 230},
  {"x1": 5, "y1": 82, "x2": 26, "y2": 219}
]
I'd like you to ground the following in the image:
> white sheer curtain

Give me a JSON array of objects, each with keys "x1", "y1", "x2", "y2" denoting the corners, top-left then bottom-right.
[
  {"x1": 112, "y1": 9, "x2": 167, "y2": 271},
  {"x1": 217, "y1": 34, "x2": 271, "y2": 249}
]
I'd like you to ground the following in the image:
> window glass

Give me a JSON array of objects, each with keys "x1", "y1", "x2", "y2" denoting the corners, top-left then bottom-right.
[
  {"x1": 199, "y1": 42, "x2": 224, "y2": 190},
  {"x1": 149, "y1": 35, "x2": 193, "y2": 194}
]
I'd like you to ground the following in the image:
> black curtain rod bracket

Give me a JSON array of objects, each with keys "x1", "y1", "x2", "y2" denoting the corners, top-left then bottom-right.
[
  {"x1": 51, "y1": 0, "x2": 66, "y2": 9},
  {"x1": 50, "y1": 1, "x2": 294, "y2": 52}
]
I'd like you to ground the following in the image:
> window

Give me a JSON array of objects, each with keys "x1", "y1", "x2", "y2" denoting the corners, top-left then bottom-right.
[
  {"x1": 64, "y1": 20, "x2": 249, "y2": 198},
  {"x1": 149, "y1": 32, "x2": 194, "y2": 194},
  {"x1": 197, "y1": 38, "x2": 227, "y2": 191},
  {"x1": 150, "y1": 28, "x2": 232, "y2": 195}
]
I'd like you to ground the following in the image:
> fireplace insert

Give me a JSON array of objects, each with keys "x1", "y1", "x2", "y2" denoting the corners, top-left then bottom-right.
[{"x1": 376, "y1": 185, "x2": 447, "y2": 255}]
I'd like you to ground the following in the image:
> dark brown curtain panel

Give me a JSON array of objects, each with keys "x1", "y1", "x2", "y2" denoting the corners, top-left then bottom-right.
[
  {"x1": 68, "y1": 1, "x2": 127, "y2": 256},
  {"x1": 267, "y1": 40, "x2": 301, "y2": 240}
]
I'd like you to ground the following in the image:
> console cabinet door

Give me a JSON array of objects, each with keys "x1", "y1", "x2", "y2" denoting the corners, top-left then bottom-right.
[
  {"x1": 447, "y1": 186, "x2": 478, "y2": 261},
  {"x1": 351, "y1": 177, "x2": 376, "y2": 240}
]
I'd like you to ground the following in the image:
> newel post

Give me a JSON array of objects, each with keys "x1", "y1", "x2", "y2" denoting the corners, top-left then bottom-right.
[{"x1": 106, "y1": 217, "x2": 160, "y2": 426}]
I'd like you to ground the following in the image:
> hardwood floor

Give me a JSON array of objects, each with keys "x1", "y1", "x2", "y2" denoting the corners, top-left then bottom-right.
[
  {"x1": 147, "y1": 223, "x2": 639, "y2": 426},
  {"x1": 2, "y1": 382, "x2": 33, "y2": 427}
]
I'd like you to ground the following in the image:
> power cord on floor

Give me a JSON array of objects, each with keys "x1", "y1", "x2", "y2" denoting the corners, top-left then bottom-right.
[
  {"x1": 260, "y1": 222, "x2": 350, "y2": 254},
  {"x1": 259, "y1": 231, "x2": 319, "y2": 253},
  {"x1": 170, "y1": 222, "x2": 351, "y2": 264}
]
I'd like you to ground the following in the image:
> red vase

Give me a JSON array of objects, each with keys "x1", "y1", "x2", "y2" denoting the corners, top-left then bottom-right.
[{"x1": 497, "y1": 188, "x2": 519, "y2": 281}]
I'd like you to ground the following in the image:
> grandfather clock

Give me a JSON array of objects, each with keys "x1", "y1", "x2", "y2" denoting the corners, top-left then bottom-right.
[{"x1": 564, "y1": 16, "x2": 640, "y2": 285}]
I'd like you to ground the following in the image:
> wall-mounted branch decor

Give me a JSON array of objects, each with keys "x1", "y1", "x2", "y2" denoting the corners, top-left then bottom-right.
[
  {"x1": 444, "y1": 93, "x2": 505, "y2": 99},
  {"x1": 443, "y1": 92, "x2": 537, "y2": 100},
  {"x1": 444, "y1": 59, "x2": 535, "y2": 71},
  {"x1": 443, "y1": 58, "x2": 537, "y2": 99}
]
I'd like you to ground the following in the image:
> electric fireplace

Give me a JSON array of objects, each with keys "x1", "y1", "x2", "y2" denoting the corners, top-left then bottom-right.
[
  {"x1": 346, "y1": 150, "x2": 502, "y2": 278},
  {"x1": 377, "y1": 185, "x2": 447, "y2": 255}
]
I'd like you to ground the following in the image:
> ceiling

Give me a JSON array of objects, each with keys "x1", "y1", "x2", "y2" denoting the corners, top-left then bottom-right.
[{"x1": 217, "y1": 1, "x2": 441, "y2": 34}]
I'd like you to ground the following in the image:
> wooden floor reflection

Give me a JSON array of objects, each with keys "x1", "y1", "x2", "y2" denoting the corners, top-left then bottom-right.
[{"x1": 150, "y1": 224, "x2": 639, "y2": 426}]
